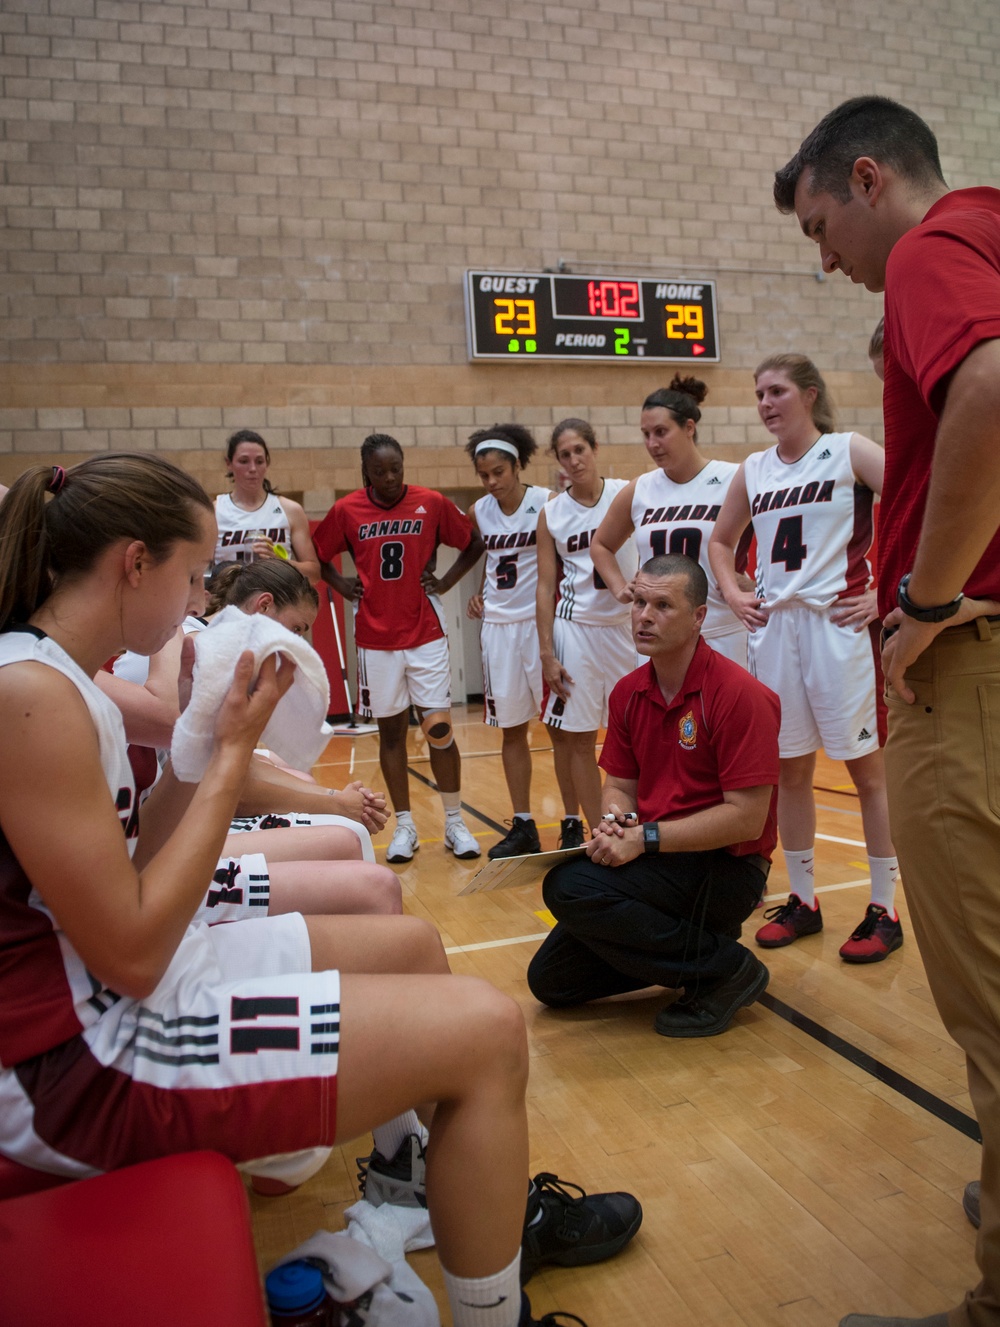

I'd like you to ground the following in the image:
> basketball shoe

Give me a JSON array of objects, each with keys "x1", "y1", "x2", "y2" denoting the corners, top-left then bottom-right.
[
  {"x1": 488, "y1": 818, "x2": 541, "y2": 859},
  {"x1": 839, "y1": 904, "x2": 903, "y2": 963},
  {"x1": 557, "y1": 817, "x2": 586, "y2": 850},
  {"x1": 755, "y1": 894, "x2": 823, "y2": 947}
]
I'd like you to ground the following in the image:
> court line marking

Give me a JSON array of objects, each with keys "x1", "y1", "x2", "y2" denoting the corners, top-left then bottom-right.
[
  {"x1": 391, "y1": 750, "x2": 974, "y2": 1146},
  {"x1": 759, "y1": 992, "x2": 982, "y2": 1143},
  {"x1": 446, "y1": 932, "x2": 549, "y2": 955}
]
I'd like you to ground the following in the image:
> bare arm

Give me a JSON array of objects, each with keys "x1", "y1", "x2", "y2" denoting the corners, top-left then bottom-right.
[
  {"x1": 236, "y1": 758, "x2": 388, "y2": 833},
  {"x1": 883, "y1": 339, "x2": 1000, "y2": 699},
  {"x1": 0, "y1": 654, "x2": 291, "y2": 999},
  {"x1": 95, "y1": 670, "x2": 177, "y2": 749},
  {"x1": 708, "y1": 466, "x2": 766, "y2": 631},
  {"x1": 465, "y1": 503, "x2": 485, "y2": 619},
  {"x1": 535, "y1": 509, "x2": 573, "y2": 703},
  {"x1": 321, "y1": 556, "x2": 361, "y2": 603},
  {"x1": 849, "y1": 432, "x2": 885, "y2": 497},
  {"x1": 283, "y1": 499, "x2": 322, "y2": 584},
  {"x1": 422, "y1": 529, "x2": 485, "y2": 597},
  {"x1": 587, "y1": 782, "x2": 773, "y2": 867},
  {"x1": 590, "y1": 480, "x2": 638, "y2": 603}
]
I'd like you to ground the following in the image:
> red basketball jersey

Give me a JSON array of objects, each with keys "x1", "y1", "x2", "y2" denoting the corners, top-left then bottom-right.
[{"x1": 314, "y1": 486, "x2": 474, "y2": 650}]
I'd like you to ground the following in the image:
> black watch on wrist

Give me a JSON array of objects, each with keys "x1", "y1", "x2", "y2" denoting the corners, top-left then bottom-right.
[
  {"x1": 642, "y1": 823, "x2": 660, "y2": 855},
  {"x1": 896, "y1": 573, "x2": 964, "y2": 624}
]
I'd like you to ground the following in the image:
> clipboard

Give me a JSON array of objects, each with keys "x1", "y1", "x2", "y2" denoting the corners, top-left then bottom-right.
[{"x1": 458, "y1": 845, "x2": 587, "y2": 895}]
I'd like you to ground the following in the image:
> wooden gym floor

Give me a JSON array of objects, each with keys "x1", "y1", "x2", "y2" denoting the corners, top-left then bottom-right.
[{"x1": 249, "y1": 705, "x2": 979, "y2": 1326}]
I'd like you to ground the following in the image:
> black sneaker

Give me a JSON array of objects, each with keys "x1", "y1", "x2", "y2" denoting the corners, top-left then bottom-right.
[
  {"x1": 557, "y1": 817, "x2": 586, "y2": 850},
  {"x1": 356, "y1": 1134, "x2": 426, "y2": 1208},
  {"x1": 488, "y1": 818, "x2": 542, "y2": 859},
  {"x1": 520, "y1": 1172, "x2": 643, "y2": 1283},
  {"x1": 654, "y1": 950, "x2": 769, "y2": 1038},
  {"x1": 520, "y1": 1293, "x2": 588, "y2": 1327}
]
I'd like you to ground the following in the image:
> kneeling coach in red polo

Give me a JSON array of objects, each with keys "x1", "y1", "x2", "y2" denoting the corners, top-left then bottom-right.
[{"x1": 527, "y1": 554, "x2": 780, "y2": 1038}]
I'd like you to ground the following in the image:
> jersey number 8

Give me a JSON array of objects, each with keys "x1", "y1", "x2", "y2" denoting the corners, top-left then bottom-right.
[{"x1": 380, "y1": 542, "x2": 404, "y2": 580}]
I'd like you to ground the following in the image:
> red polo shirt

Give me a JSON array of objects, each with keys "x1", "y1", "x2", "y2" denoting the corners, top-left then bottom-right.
[
  {"x1": 880, "y1": 187, "x2": 1000, "y2": 615},
  {"x1": 599, "y1": 638, "x2": 780, "y2": 860}
]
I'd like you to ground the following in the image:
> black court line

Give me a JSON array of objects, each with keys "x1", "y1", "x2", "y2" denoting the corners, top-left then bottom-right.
[
  {"x1": 409, "y1": 751, "x2": 980, "y2": 1147},
  {"x1": 759, "y1": 991, "x2": 981, "y2": 1143},
  {"x1": 406, "y1": 764, "x2": 508, "y2": 835}
]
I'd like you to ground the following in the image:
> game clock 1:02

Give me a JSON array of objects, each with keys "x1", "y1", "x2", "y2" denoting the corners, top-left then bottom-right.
[{"x1": 464, "y1": 271, "x2": 720, "y2": 363}]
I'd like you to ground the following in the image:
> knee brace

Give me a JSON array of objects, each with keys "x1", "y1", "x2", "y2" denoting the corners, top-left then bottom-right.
[{"x1": 421, "y1": 710, "x2": 454, "y2": 750}]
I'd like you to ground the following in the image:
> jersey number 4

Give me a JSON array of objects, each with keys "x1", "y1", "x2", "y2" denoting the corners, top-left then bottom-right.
[
  {"x1": 770, "y1": 516, "x2": 808, "y2": 571},
  {"x1": 380, "y1": 541, "x2": 404, "y2": 580}
]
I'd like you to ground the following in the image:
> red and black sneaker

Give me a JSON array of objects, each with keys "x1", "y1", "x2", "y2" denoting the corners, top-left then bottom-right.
[
  {"x1": 754, "y1": 894, "x2": 823, "y2": 948},
  {"x1": 838, "y1": 904, "x2": 903, "y2": 963}
]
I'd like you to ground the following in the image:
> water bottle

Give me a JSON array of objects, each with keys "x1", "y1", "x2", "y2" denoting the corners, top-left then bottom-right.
[{"x1": 265, "y1": 1260, "x2": 335, "y2": 1325}]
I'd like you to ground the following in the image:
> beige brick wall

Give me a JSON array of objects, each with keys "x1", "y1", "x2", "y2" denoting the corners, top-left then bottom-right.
[{"x1": 1, "y1": 0, "x2": 996, "y2": 492}]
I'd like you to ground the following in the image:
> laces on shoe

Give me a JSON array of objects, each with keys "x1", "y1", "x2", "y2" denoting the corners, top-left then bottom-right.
[
  {"x1": 761, "y1": 897, "x2": 803, "y2": 924},
  {"x1": 530, "y1": 1172, "x2": 592, "y2": 1238},
  {"x1": 355, "y1": 1149, "x2": 374, "y2": 1197},
  {"x1": 847, "y1": 903, "x2": 887, "y2": 941}
]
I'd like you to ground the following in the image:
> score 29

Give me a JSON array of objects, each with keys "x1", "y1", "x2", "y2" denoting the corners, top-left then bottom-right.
[
  {"x1": 665, "y1": 303, "x2": 704, "y2": 341},
  {"x1": 494, "y1": 298, "x2": 537, "y2": 337}
]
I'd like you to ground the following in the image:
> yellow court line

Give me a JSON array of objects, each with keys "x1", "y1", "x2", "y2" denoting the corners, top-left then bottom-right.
[{"x1": 534, "y1": 908, "x2": 558, "y2": 929}]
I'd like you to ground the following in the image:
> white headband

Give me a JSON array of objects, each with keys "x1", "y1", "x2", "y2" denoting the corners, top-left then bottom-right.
[{"x1": 474, "y1": 438, "x2": 520, "y2": 460}]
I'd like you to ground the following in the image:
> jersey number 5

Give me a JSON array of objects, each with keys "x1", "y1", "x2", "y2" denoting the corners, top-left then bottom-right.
[
  {"x1": 770, "y1": 516, "x2": 808, "y2": 571},
  {"x1": 496, "y1": 555, "x2": 519, "y2": 589},
  {"x1": 380, "y1": 541, "x2": 404, "y2": 580}
]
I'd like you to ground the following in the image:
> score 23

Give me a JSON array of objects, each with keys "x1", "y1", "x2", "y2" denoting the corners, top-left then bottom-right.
[{"x1": 494, "y1": 298, "x2": 537, "y2": 336}]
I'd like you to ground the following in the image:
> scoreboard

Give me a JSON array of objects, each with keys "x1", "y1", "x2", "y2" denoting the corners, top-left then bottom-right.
[{"x1": 465, "y1": 270, "x2": 720, "y2": 363}]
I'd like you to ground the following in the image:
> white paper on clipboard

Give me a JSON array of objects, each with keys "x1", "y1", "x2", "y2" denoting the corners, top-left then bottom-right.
[{"x1": 458, "y1": 846, "x2": 587, "y2": 896}]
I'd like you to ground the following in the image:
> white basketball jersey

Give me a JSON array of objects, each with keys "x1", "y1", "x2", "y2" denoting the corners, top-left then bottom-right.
[
  {"x1": 630, "y1": 461, "x2": 741, "y2": 638},
  {"x1": 475, "y1": 485, "x2": 550, "y2": 624},
  {"x1": 214, "y1": 492, "x2": 292, "y2": 564},
  {"x1": 743, "y1": 433, "x2": 874, "y2": 610},
  {"x1": 545, "y1": 479, "x2": 636, "y2": 626},
  {"x1": 0, "y1": 627, "x2": 139, "y2": 1053}
]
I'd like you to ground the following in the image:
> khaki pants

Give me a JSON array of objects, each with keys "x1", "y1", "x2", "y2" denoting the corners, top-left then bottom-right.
[{"x1": 884, "y1": 619, "x2": 1000, "y2": 1327}]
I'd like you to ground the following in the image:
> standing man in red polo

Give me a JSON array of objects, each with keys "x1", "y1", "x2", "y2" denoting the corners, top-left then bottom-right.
[
  {"x1": 773, "y1": 96, "x2": 1000, "y2": 1327},
  {"x1": 527, "y1": 554, "x2": 780, "y2": 1038}
]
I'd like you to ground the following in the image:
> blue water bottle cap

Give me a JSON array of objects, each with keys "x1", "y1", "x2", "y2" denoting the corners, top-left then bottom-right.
[{"x1": 265, "y1": 1260, "x2": 326, "y2": 1313}]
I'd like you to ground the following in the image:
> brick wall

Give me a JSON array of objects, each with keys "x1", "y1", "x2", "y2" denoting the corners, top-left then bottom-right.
[{"x1": 1, "y1": 0, "x2": 996, "y2": 499}]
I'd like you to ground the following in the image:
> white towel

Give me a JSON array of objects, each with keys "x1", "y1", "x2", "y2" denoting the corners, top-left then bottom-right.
[
  {"x1": 171, "y1": 606, "x2": 330, "y2": 783},
  {"x1": 271, "y1": 1212, "x2": 440, "y2": 1327}
]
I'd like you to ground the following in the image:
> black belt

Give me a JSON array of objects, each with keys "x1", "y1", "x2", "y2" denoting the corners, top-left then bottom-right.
[{"x1": 743, "y1": 854, "x2": 770, "y2": 879}]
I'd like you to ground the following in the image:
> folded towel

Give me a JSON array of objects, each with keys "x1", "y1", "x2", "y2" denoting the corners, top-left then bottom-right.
[
  {"x1": 271, "y1": 1216, "x2": 439, "y2": 1327},
  {"x1": 172, "y1": 606, "x2": 330, "y2": 782}
]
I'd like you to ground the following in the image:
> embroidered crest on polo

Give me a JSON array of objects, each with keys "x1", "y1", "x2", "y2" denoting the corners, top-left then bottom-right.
[{"x1": 678, "y1": 711, "x2": 698, "y2": 749}]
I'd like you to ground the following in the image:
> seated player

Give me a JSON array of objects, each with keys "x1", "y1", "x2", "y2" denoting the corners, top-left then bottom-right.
[
  {"x1": 527, "y1": 554, "x2": 780, "y2": 1038},
  {"x1": 315, "y1": 434, "x2": 485, "y2": 864},
  {"x1": 0, "y1": 455, "x2": 640, "y2": 1327}
]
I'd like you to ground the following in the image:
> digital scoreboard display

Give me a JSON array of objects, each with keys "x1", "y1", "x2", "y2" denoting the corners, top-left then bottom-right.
[{"x1": 465, "y1": 270, "x2": 720, "y2": 363}]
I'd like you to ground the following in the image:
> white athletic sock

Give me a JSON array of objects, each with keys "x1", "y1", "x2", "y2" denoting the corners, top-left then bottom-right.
[
  {"x1": 441, "y1": 790, "x2": 464, "y2": 822},
  {"x1": 784, "y1": 848, "x2": 816, "y2": 908},
  {"x1": 395, "y1": 810, "x2": 415, "y2": 828},
  {"x1": 868, "y1": 856, "x2": 899, "y2": 915},
  {"x1": 372, "y1": 1111, "x2": 423, "y2": 1160},
  {"x1": 513, "y1": 812, "x2": 533, "y2": 822},
  {"x1": 443, "y1": 1252, "x2": 522, "y2": 1327}
]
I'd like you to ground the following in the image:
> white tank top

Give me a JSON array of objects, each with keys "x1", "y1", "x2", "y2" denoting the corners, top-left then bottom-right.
[
  {"x1": 475, "y1": 485, "x2": 550, "y2": 624},
  {"x1": 743, "y1": 432, "x2": 874, "y2": 610},
  {"x1": 214, "y1": 491, "x2": 292, "y2": 565},
  {"x1": 0, "y1": 627, "x2": 139, "y2": 1048},
  {"x1": 545, "y1": 479, "x2": 636, "y2": 626},
  {"x1": 630, "y1": 460, "x2": 742, "y2": 638}
]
